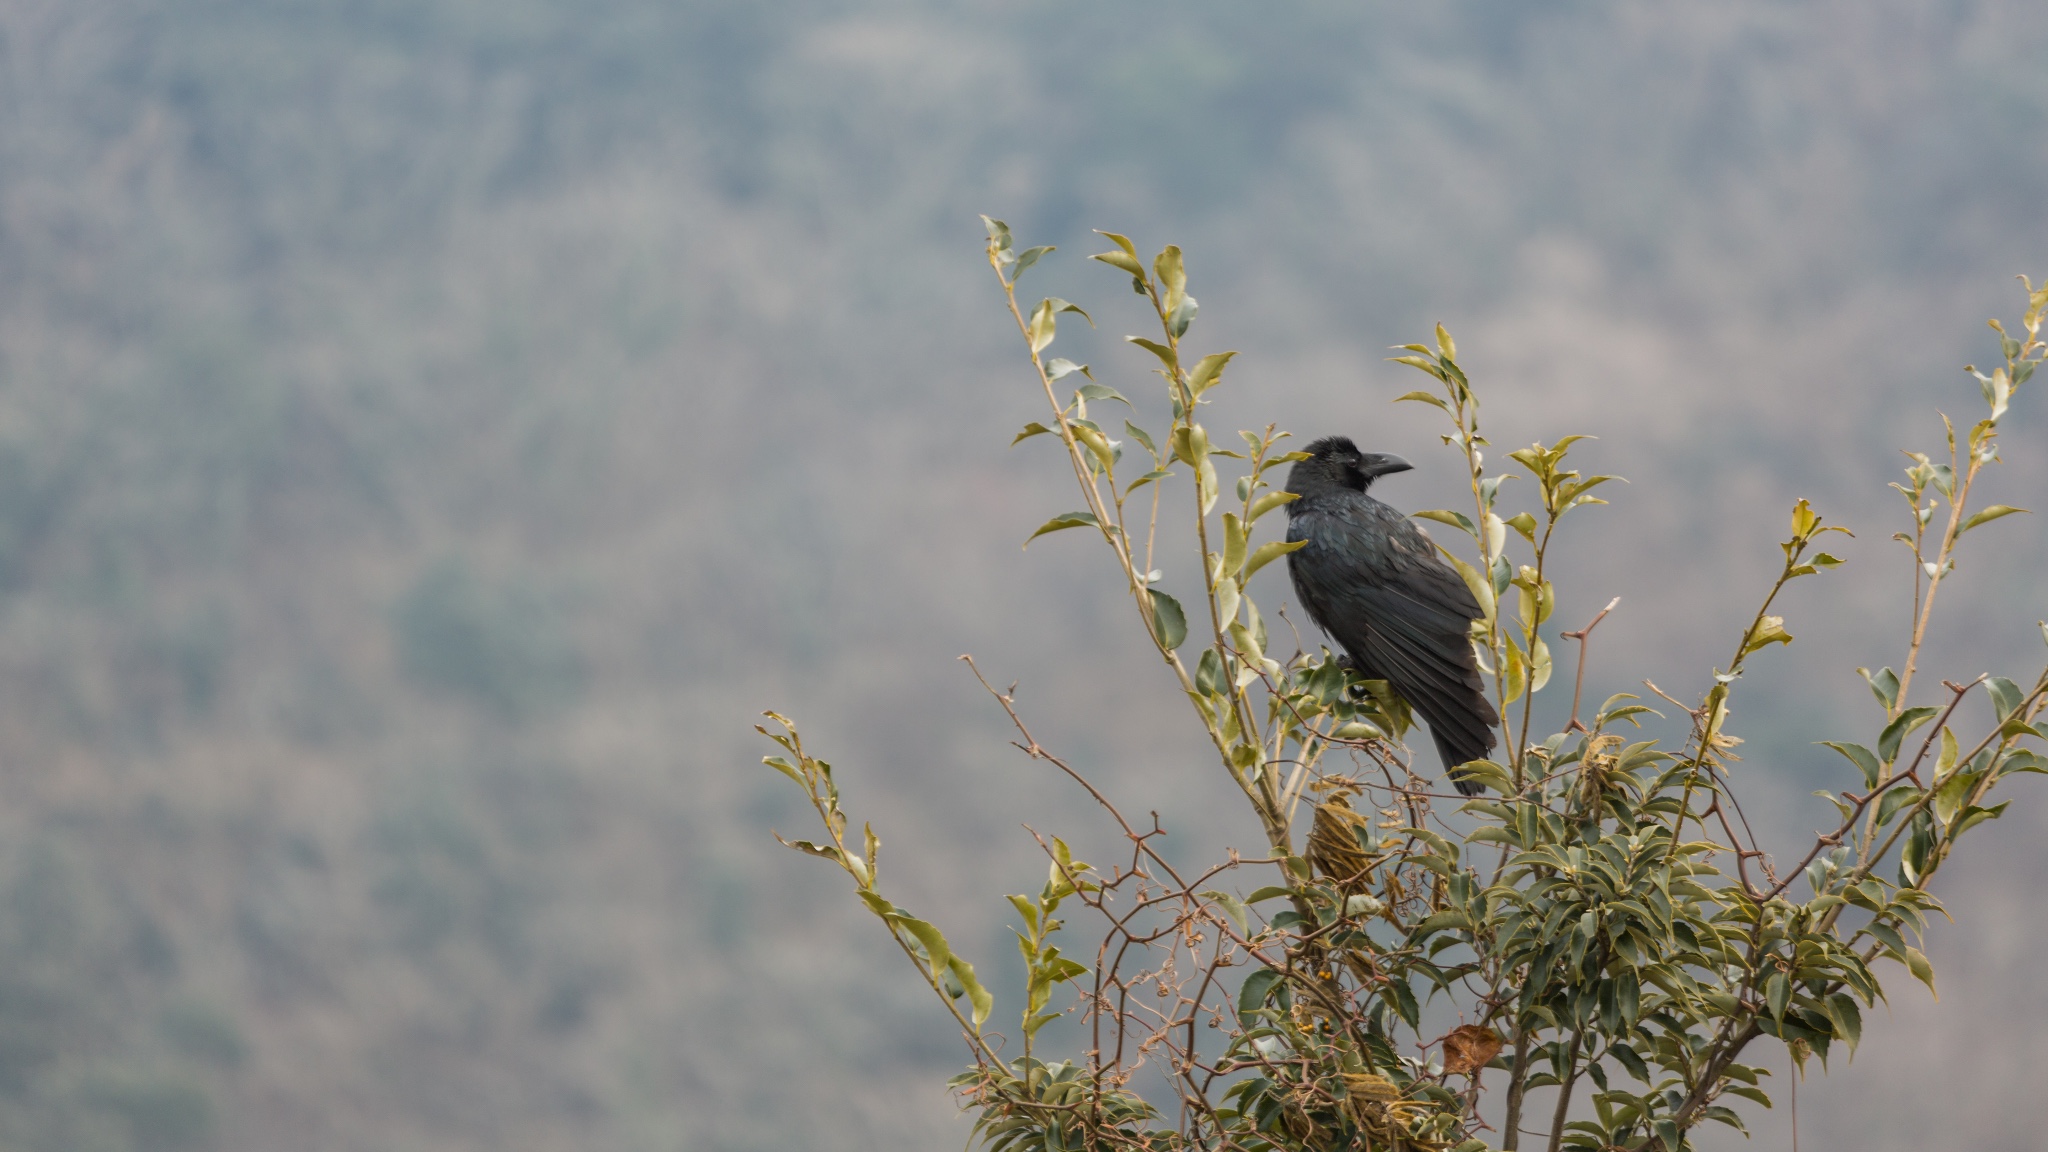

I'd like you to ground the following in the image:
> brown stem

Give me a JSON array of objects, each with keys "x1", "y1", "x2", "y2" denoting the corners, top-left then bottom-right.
[
  {"x1": 1561, "y1": 597, "x2": 1621, "y2": 734},
  {"x1": 1894, "y1": 445, "x2": 1981, "y2": 712},
  {"x1": 1666, "y1": 1019, "x2": 1762, "y2": 1143},
  {"x1": 1501, "y1": 1029, "x2": 1532, "y2": 1151},
  {"x1": 1546, "y1": 1030, "x2": 1586, "y2": 1152}
]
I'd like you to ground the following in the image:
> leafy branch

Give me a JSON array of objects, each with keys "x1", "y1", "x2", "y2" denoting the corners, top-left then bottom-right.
[{"x1": 759, "y1": 238, "x2": 2048, "y2": 1152}]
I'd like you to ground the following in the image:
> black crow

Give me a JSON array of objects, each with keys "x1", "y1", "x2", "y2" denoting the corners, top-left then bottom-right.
[{"x1": 1284, "y1": 436, "x2": 1499, "y2": 794}]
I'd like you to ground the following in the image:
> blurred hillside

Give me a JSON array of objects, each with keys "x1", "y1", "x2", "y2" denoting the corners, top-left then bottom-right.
[{"x1": 0, "y1": 1, "x2": 2042, "y2": 1149}]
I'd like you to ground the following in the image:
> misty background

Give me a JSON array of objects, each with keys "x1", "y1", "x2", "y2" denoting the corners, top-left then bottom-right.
[{"x1": 0, "y1": 2, "x2": 2042, "y2": 1149}]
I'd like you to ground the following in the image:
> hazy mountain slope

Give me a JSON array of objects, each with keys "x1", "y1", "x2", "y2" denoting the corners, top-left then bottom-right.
[{"x1": 0, "y1": 2, "x2": 2039, "y2": 1149}]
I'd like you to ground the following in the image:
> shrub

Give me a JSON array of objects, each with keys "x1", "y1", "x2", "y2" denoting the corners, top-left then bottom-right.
[{"x1": 758, "y1": 223, "x2": 2048, "y2": 1151}]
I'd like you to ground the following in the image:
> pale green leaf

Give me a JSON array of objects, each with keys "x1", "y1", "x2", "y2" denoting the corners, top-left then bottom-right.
[
  {"x1": 1201, "y1": 890, "x2": 1250, "y2": 936},
  {"x1": 1744, "y1": 615, "x2": 1793, "y2": 654},
  {"x1": 1149, "y1": 589, "x2": 1188, "y2": 651},
  {"x1": 948, "y1": 955, "x2": 995, "y2": 1027},
  {"x1": 1412, "y1": 509, "x2": 1477, "y2": 537},
  {"x1": 1960, "y1": 504, "x2": 2028, "y2": 533},
  {"x1": 1241, "y1": 539, "x2": 1307, "y2": 580},
  {"x1": 1187, "y1": 351, "x2": 1238, "y2": 395},
  {"x1": 1819, "y1": 741, "x2": 1882, "y2": 789},
  {"x1": 1247, "y1": 490, "x2": 1299, "y2": 522},
  {"x1": 1090, "y1": 249, "x2": 1145, "y2": 277},
  {"x1": 1011, "y1": 245, "x2": 1053, "y2": 280},
  {"x1": 1128, "y1": 336, "x2": 1178, "y2": 374},
  {"x1": 1024, "y1": 510, "x2": 1100, "y2": 546},
  {"x1": 1903, "y1": 946, "x2": 1938, "y2": 999},
  {"x1": 890, "y1": 914, "x2": 951, "y2": 976}
]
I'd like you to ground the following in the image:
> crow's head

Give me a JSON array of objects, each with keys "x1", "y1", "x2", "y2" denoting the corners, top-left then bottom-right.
[{"x1": 1286, "y1": 436, "x2": 1412, "y2": 497}]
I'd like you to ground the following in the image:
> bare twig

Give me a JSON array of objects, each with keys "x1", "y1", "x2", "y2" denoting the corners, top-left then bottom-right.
[{"x1": 1562, "y1": 597, "x2": 1621, "y2": 733}]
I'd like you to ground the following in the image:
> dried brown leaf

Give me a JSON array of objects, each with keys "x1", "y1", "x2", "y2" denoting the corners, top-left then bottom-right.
[{"x1": 1442, "y1": 1025, "x2": 1504, "y2": 1076}]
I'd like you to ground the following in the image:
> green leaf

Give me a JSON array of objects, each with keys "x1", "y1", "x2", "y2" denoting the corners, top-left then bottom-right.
[
  {"x1": 1410, "y1": 910, "x2": 1472, "y2": 936},
  {"x1": 1820, "y1": 742, "x2": 1882, "y2": 790},
  {"x1": 1875, "y1": 786, "x2": 1922, "y2": 827},
  {"x1": 1434, "y1": 544, "x2": 1494, "y2": 623},
  {"x1": 891, "y1": 915, "x2": 952, "y2": 975},
  {"x1": 1126, "y1": 337, "x2": 1178, "y2": 373},
  {"x1": 1242, "y1": 539, "x2": 1307, "y2": 581},
  {"x1": 1393, "y1": 387, "x2": 1450, "y2": 409},
  {"x1": 1765, "y1": 972, "x2": 1790, "y2": 1020},
  {"x1": 1860, "y1": 666, "x2": 1901, "y2": 712},
  {"x1": 1076, "y1": 382, "x2": 1127, "y2": 407},
  {"x1": 1609, "y1": 1043, "x2": 1651, "y2": 1082},
  {"x1": 1045, "y1": 358, "x2": 1089, "y2": 382},
  {"x1": 1071, "y1": 423, "x2": 1119, "y2": 472},
  {"x1": 1187, "y1": 351, "x2": 1237, "y2": 395},
  {"x1": 1866, "y1": 921, "x2": 1907, "y2": 956},
  {"x1": 1028, "y1": 298, "x2": 1059, "y2": 352},
  {"x1": 1952, "y1": 800, "x2": 2008, "y2": 837},
  {"x1": 1090, "y1": 249, "x2": 1145, "y2": 277},
  {"x1": 1154, "y1": 245, "x2": 1187, "y2": 312},
  {"x1": 1025, "y1": 511, "x2": 1100, "y2": 546},
  {"x1": 1958, "y1": 504, "x2": 2027, "y2": 533},
  {"x1": 1095, "y1": 230, "x2": 1138, "y2": 258},
  {"x1": 1007, "y1": 894, "x2": 1039, "y2": 936},
  {"x1": 1122, "y1": 420, "x2": 1157, "y2": 455},
  {"x1": 1825, "y1": 993, "x2": 1863, "y2": 1049},
  {"x1": 1411, "y1": 508, "x2": 1478, "y2": 537},
  {"x1": 1502, "y1": 635, "x2": 1527, "y2": 705},
  {"x1": 1388, "y1": 977, "x2": 1420, "y2": 1028},
  {"x1": 949, "y1": 955, "x2": 995, "y2": 1026},
  {"x1": 1744, "y1": 614, "x2": 1793, "y2": 654},
  {"x1": 1238, "y1": 968, "x2": 1282, "y2": 1015},
  {"x1": 1221, "y1": 513, "x2": 1248, "y2": 578},
  {"x1": 1879, "y1": 706, "x2": 1940, "y2": 762},
  {"x1": 1936, "y1": 725, "x2": 1960, "y2": 774},
  {"x1": 1202, "y1": 891, "x2": 1250, "y2": 936},
  {"x1": 1169, "y1": 294, "x2": 1199, "y2": 338},
  {"x1": 1245, "y1": 886, "x2": 1293, "y2": 904},
  {"x1": 2001, "y1": 749, "x2": 2048, "y2": 775},
  {"x1": 1457, "y1": 760, "x2": 1515, "y2": 794},
  {"x1": 1903, "y1": 946, "x2": 1938, "y2": 998},
  {"x1": 779, "y1": 838, "x2": 844, "y2": 865},
  {"x1": 1022, "y1": 1010, "x2": 1063, "y2": 1038},
  {"x1": 1247, "y1": 490, "x2": 1298, "y2": 522},
  {"x1": 1987, "y1": 676, "x2": 2024, "y2": 721},
  {"x1": 761, "y1": 755, "x2": 804, "y2": 784},
  {"x1": 1012, "y1": 422, "x2": 1054, "y2": 445},
  {"x1": 1039, "y1": 956, "x2": 1088, "y2": 984},
  {"x1": 1149, "y1": 589, "x2": 1188, "y2": 651},
  {"x1": 1011, "y1": 245, "x2": 1053, "y2": 280}
]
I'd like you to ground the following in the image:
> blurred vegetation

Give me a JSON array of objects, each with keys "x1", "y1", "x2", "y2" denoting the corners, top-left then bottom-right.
[{"x1": 0, "y1": 1, "x2": 2039, "y2": 1149}]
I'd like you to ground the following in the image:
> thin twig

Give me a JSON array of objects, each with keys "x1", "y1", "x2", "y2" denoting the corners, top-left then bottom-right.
[{"x1": 1562, "y1": 597, "x2": 1621, "y2": 733}]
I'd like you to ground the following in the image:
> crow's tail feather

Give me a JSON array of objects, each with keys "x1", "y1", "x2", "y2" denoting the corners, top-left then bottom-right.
[{"x1": 1429, "y1": 710, "x2": 1495, "y2": 797}]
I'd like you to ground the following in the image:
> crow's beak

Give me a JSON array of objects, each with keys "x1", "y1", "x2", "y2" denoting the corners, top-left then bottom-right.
[{"x1": 1362, "y1": 453, "x2": 1413, "y2": 479}]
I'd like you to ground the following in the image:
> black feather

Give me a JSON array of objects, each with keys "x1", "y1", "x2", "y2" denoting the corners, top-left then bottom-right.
[{"x1": 1284, "y1": 436, "x2": 1499, "y2": 795}]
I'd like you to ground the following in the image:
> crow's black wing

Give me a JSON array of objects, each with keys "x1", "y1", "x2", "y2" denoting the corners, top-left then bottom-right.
[{"x1": 1288, "y1": 497, "x2": 1498, "y2": 784}]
